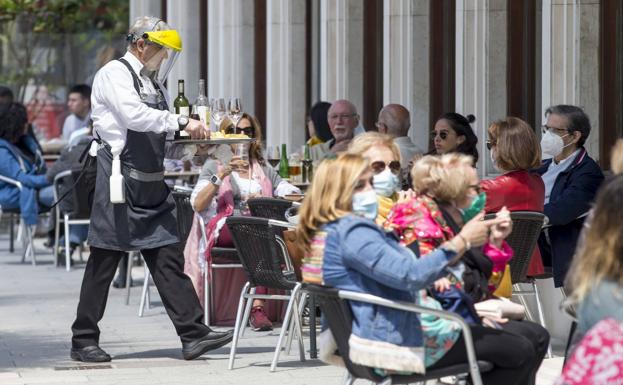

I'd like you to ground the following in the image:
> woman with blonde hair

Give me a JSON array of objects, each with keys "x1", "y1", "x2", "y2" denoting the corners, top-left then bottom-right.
[
  {"x1": 297, "y1": 153, "x2": 541, "y2": 385},
  {"x1": 346, "y1": 132, "x2": 411, "y2": 224},
  {"x1": 567, "y1": 141, "x2": 623, "y2": 336}
]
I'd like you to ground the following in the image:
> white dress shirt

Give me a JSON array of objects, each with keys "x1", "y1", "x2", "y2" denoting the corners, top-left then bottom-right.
[
  {"x1": 89, "y1": 51, "x2": 178, "y2": 156},
  {"x1": 62, "y1": 112, "x2": 90, "y2": 141}
]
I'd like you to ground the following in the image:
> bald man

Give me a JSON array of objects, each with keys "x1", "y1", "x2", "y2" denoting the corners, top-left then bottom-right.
[
  {"x1": 310, "y1": 99, "x2": 358, "y2": 161},
  {"x1": 376, "y1": 104, "x2": 423, "y2": 183}
]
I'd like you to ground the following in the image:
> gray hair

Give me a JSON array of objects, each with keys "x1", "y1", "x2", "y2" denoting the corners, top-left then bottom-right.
[{"x1": 126, "y1": 16, "x2": 170, "y2": 50}]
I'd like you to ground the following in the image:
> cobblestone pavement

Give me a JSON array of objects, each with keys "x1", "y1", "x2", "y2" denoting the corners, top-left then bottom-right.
[{"x1": 0, "y1": 233, "x2": 562, "y2": 385}]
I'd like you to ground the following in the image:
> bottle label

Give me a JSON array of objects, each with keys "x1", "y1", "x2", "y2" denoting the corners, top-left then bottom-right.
[
  {"x1": 178, "y1": 106, "x2": 189, "y2": 116},
  {"x1": 197, "y1": 106, "x2": 208, "y2": 124}
]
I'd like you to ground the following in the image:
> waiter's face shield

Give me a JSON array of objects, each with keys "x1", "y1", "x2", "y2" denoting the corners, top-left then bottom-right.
[{"x1": 140, "y1": 30, "x2": 182, "y2": 83}]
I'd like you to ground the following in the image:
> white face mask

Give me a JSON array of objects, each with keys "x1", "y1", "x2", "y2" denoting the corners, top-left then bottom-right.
[
  {"x1": 373, "y1": 168, "x2": 400, "y2": 197},
  {"x1": 540, "y1": 130, "x2": 570, "y2": 159},
  {"x1": 352, "y1": 189, "x2": 378, "y2": 221}
]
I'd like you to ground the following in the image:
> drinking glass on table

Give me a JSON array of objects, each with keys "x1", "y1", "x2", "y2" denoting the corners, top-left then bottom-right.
[
  {"x1": 289, "y1": 153, "x2": 302, "y2": 184},
  {"x1": 266, "y1": 145, "x2": 280, "y2": 169}
]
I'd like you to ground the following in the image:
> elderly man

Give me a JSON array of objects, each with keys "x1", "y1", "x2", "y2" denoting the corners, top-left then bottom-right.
[
  {"x1": 376, "y1": 104, "x2": 423, "y2": 182},
  {"x1": 70, "y1": 16, "x2": 232, "y2": 363},
  {"x1": 536, "y1": 105, "x2": 604, "y2": 288},
  {"x1": 310, "y1": 99, "x2": 358, "y2": 161}
]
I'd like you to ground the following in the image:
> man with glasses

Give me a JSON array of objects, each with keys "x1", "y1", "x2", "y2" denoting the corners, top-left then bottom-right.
[
  {"x1": 536, "y1": 105, "x2": 603, "y2": 288},
  {"x1": 310, "y1": 99, "x2": 359, "y2": 161}
]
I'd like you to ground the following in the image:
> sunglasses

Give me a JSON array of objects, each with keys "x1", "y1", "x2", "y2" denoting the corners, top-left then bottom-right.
[
  {"x1": 370, "y1": 160, "x2": 401, "y2": 175},
  {"x1": 227, "y1": 125, "x2": 256, "y2": 138},
  {"x1": 469, "y1": 184, "x2": 482, "y2": 194},
  {"x1": 431, "y1": 130, "x2": 449, "y2": 140},
  {"x1": 486, "y1": 140, "x2": 496, "y2": 150}
]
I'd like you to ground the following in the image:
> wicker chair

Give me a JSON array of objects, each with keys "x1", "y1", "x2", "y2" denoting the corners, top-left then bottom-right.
[
  {"x1": 247, "y1": 197, "x2": 293, "y2": 221},
  {"x1": 225, "y1": 215, "x2": 304, "y2": 372},
  {"x1": 304, "y1": 283, "x2": 492, "y2": 385},
  {"x1": 485, "y1": 210, "x2": 551, "y2": 357}
]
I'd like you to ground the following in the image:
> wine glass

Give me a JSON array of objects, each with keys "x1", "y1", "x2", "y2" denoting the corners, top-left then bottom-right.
[
  {"x1": 227, "y1": 97, "x2": 243, "y2": 131},
  {"x1": 266, "y1": 145, "x2": 280, "y2": 169},
  {"x1": 211, "y1": 98, "x2": 226, "y2": 131}
]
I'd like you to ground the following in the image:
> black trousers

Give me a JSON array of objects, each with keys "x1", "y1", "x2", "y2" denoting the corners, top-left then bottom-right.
[
  {"x1": 429, "y1": 320, "x2": 549, "y2": 385},
  {"x1": 71, "y1": 243, "x2": 210, "y2": 348}
]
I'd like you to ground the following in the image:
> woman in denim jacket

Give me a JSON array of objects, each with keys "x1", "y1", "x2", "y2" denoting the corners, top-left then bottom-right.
[{"x1": 297, "y1": 153, "x2": 543, "y2": 385}]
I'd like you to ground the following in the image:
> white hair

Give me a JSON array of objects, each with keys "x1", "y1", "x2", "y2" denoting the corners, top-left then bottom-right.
[{"x1": 127, "y1": 16, "x2": 170, "y2": 50}]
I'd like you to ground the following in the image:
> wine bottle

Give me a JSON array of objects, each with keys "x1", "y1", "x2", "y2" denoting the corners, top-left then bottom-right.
[
  {"x1": 174, "y1": 79, "x2": 190, "y2": 116},
  {"x1": 278, "y1": 144, "x2": 290, "y2": 179},
  {"x1": 302, "y1": 144, "x2": 313, "y2": 183},
  {"x1": 195, "y1": 79, "x2": 209, "y2": 125}
]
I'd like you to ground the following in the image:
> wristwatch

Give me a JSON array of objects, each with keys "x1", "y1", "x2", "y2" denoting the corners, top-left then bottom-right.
[
  {"x1": 209, "y1": 174, "x2": 222, "y2": 186},
  {"x1": 177, "y1": 115, "x2": 189, "y2": 130}
]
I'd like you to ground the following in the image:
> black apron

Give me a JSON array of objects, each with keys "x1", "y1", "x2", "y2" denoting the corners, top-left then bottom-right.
[{"x1": 87, "y1": 58, "x2": 179, "y2": 251}]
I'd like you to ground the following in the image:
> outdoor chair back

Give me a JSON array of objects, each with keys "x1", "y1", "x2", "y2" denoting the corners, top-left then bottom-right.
[
  {"x1": 304, "y1": 283, "x2": 491, "y2": 385},
  {"x1": 485, "y1": 211, "x2": 545, "y2": 283},
  {"x1": 247, "y1": 197, "x2": 293, "y2": 221},
  {"x1": 225, "y1": 216, "x2": 297, "y2": 291}
]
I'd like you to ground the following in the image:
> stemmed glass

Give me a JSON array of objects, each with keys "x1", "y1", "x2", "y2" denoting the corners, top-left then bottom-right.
[
  {"x1": 266, "y1": 145, "x2": 280, "y2": 169},
  {"x1": 211, "y1": 98, "x2": 226, "y2": 131},
  {"x1": 227, "y1": 97, "x2": 243, "y2": 132}
]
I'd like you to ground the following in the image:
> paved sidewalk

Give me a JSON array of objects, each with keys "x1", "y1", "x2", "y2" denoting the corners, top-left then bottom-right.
[{"x1": 0, "y1": 233, "x2": 563, "y2": 385}]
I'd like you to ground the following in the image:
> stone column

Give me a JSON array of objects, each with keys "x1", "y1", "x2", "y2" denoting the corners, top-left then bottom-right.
[
  {"x1": 383, "y1": 0, "x2": 430, "y2": 151},
  {"x1": 541, "y1": 0, "x2": 600, "y2": 158},
  {"x1": 455, "y1": 0, "x2": 507, "y2": 177},
  {"x1": 129, "y1": 0, "x2": 162, "y2": 23},
  {"x1": 207, "y1": 0, "x2": 256, "y2": 116},
  {"x1": 265, "y1": 0, "x2": 307, "y2": 149},
  {"x1": 166, "y1": 0, "x2": 201, "y2": 104},
  {"x1": 319, "y1": 0, "x2": 364, "y2": 113}
]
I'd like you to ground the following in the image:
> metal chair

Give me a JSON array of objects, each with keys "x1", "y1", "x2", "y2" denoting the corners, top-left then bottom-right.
[
  {"x1": 247, "y1": 197, "x2": 293, "y2": 221},
  {"x1": 138, "y1": 190, "x2": 195, "y2": 316},
  {"x1": 485, "y1": 210, "x2": 552, "y2": 357},
  {"x1": 198, "y1": 214, "x2": 243, "y2": 326},
  {"x1": 0, "y1": 175, "x2": 37, "y2": 265},
  {"x1": 304, "y1": 284, "x2": 492, "y2": 385},
  {"x1": 53, "y1": 170, "x2": 91, "y2": 271},
  {"x1": 225, "y1": 216, "x2": 305, "y2": 372}
]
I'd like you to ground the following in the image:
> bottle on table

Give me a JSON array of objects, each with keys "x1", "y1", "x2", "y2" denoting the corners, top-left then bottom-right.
[
  {"x1": 278, "y1": 143, "x2": 290, "y2": 179},
  {"x1": 302, "y1": 144, "x2": 313, "y2": 183}
]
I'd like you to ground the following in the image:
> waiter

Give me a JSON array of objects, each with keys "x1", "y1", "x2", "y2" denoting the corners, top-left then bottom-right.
[{"x1": 70, "y1": 16, "x2": 233, "y2": 363}]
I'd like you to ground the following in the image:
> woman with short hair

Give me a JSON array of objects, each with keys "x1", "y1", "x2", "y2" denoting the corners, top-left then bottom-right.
[{"x1": 480, "y1": 117, "x2": 545, "y2": 276}]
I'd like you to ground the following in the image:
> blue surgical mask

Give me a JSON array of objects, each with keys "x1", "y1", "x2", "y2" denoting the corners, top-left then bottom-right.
[
  {"x1": 352, "y1": 189, "x2": 378, "y2": 221},
  {"x1": 373, "y1": 168, "x2": 400, "y2": 197}
]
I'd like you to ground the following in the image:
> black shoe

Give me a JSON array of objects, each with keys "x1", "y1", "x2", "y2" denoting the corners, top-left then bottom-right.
[
  {"x1": 70, "y1": 346, "x2": 111, "y2": 362},
  {"x1": 57, "y1": 250, "x2": 75, "y2": 267},
  {"x1": 112, "y1": 278, "x2": 133, "y2": 289},
  {"x1": 181, "y1": 330, "x2": 234, "y2": 360}
]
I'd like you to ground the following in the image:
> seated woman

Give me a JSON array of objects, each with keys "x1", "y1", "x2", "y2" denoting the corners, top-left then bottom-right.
[
  {"x1": 567, "y1": 174, "x2": 623, "y2": 337},
  {"x1": 481, "y1": 117, "x2": 545, "y2": 277},
  {"x1": 297, "y1": 153, "x2": 544, "y2": 385},
  {"x1": 346, "y1": 132, "x2": 412, "y2": 224},
  {"x1": 306, "y1": 101, "x2": 333, "y2": 147},
  {"x1": 386, "y1": 154, "x2": 513, "y2": 300},
  {"x1": 431, "y1": 112, "x2": 479, "y2": 163},
  {"x1": 0, "y1": 102, "x2": 54, "y2": 226},
  {"x1": 184, "y1": 113, "x2": 299, "y2": 331}
]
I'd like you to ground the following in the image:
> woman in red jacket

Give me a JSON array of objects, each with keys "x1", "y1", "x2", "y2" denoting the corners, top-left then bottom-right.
[{"x1": 481, "y1": 117, "x2": 545, "y2": 276}]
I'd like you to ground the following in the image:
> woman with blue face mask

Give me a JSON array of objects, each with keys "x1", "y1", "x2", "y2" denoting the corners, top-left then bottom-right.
[
  {"x1": 347, "y1": 132, "x2": 414, "y2": 224},
  {"x1": 296, "y1": 153, "x2": 546, "y2": 385}
]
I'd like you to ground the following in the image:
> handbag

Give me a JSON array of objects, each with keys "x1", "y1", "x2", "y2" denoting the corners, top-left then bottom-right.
[{"x1": 430, "y1": 285, "x2": 481, "y2": 325}]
